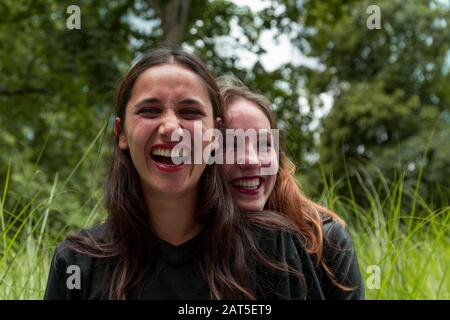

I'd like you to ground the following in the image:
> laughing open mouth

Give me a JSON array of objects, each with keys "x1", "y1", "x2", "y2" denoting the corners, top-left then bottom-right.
[
  {"x1": 231, "y1": 177, "x2": 262, "y2": 192},
  {"x1": 150, "y1": 146, "x2": 185, "y2": 166}
]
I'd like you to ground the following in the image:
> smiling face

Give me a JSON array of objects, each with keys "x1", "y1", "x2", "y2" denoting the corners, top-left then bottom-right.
[
  {"x1": 116, "y1": 63, "x2": 214, "y2": 198},
  {"x1": 223, "y1": 98, "x2": 278, "y2": 212}
]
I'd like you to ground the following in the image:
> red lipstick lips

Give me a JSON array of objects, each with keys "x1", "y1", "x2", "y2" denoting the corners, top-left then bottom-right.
[
  {"x1": 150, "y1": 143, "x2": 186, "y2": 173},
  {"x1": 231, "y1": 176, "x2": 262, "y2": 195}
]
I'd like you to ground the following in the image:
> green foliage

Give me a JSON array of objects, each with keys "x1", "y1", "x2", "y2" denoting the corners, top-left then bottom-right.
[
  {"x1": 318, "y1": 166, "x2": 449, "y2": 299},
  {"x1": 0, "y1": 0, "x2": 449, "y2": 299},
  {"x1": 0, "y1": 0, "x2": 132, "y2": 229},
  {"x1": 0, "y1": 163, "x2": 448, "y2": 299},
  {"x1": 298, "y1": 0, "x2": 450, "y2": 204}
]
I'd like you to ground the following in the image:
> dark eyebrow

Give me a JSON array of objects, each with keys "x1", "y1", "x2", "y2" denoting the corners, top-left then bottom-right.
[
  {"x1": 133, "y1": 98, "x2": 161, "y2": 110},
  {"x1": 177, "y1": 98, "x2": 206, "y2": 108}
]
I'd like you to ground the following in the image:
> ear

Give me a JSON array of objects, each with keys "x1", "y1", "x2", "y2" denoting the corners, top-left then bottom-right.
[
  {"x1": 215, "y1": 116, "x2": 224, "y2": 130},
  {"x1": 114, "y1": 117, "x2": 128, "y2": 150}
]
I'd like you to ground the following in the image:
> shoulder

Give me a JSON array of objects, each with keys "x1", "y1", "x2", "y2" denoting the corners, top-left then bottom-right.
[
  {"x1": 319, "y1": 214, "x2": 365, "y2": 299},
  {"x1": 321, "y1": 215, "x2": 355, "y2": 253},
  {"x1": 50, "y1": 223, "x2": 108, "y2": 270},
  {"x1": 57, "y1": 222, "x2": 108, "y2": 247},
  {"x1": 246, "y1": 216, "x2": 324, "y2": 299},
  {"x1": 248, "y1": 221, "x2": 304, "y2": 263},
  {"x1": 77, "y1": 223, "x2": 109, "y2": 241},
  {"x1": 45, "y1": 223, "x2": 110, "y2": 300}
]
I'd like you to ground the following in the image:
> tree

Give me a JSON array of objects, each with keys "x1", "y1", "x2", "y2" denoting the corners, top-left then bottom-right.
[
  {"x1": 0, "y1": 0, "x2": 134, "y2": 230},
  {"x1": 298, "y1": 0, "x2": 450, "y2": 204},
  {"x1": 2, "y1": 0, "x2": 447, "y2": 223},
  {"x1": 147, "y1": 0, "x2": 191, "y2": 47},
  {"x1": 118, "y1": 0, "x2": 318, "y2": 165},
  {"x1": 1, "y1": 0, "x2": 318, "y2": 229}
]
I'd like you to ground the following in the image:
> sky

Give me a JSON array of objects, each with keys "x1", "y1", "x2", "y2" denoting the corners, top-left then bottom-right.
[
  {"x1": 226, "y1": 0, "x2": 333, "y2": 122},
  {"x1": 227, "y1": 0, "x2": 333, "y2": 163},
  {"x1": 226, "y1": 0, "x2": 321, "y2": 72}
]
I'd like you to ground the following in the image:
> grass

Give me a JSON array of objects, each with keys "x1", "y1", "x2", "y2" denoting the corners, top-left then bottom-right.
[
  {"x1": 0, "y1": 161, "x2": 106, "y2": 299},
  {"x1": 317, "y1": 166, "x2": 449, "y2": 299},
  {"x1": 0, "y1": 155, "x2": 448, "y2": 299}
]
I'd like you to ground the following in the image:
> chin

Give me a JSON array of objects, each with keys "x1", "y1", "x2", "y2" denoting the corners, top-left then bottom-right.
[
  {"x1": 145, "y1": 180, "x2": 187, "y2": 196},
  {"x1": 239, "y1": 201, "x2": 264, "y2": 212}
]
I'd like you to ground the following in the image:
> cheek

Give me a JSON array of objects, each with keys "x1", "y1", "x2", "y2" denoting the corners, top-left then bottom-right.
[
  {"x1": 126, "y1": 130, "x2": 143, "y2": 153},
  {"x1": 125, "y1": 121, "x2": 156, "y2": 155},
  {"x1": 267, "y1": 150, "x2": 280, "y2": 173},
  {"x1": 222, "y1": 164, "x2": 235, "y2": 180},
  {"x1": 184, "y1": 119, "x2": 215, "y2": 160},
  {"x1": 268, "y1": 149, "x2": 278, "y2": 164},
  {"x1": 179, "y1": 121, "x2": 198, "y2": 139},
  {"x1": 264, "y1": 175, "x2": 276, "y2": 195}
]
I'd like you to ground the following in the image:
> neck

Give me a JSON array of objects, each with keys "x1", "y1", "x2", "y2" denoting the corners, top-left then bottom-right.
[{"x1": 143, "y1": 185, "x2": 202, "y2": 246}]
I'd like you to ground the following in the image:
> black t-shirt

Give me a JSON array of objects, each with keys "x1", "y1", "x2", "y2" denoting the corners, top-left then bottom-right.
[
  {"x1": 44, "y1": 220, "x2": 364, "y2": 300},
  {"x1": 317, "y1": 216, "x2": 365, "y2": 299},
  {"x1": 44, "y1": 223, "x2": 326, "y2": 300}
]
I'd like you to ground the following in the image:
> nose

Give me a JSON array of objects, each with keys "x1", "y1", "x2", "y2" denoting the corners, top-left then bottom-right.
[
  {"x1": 236, "y1": 143, "x2": 261, "y2": 170},
  {"x1": 159, "y1": 110, "x2": 181, "y2": 141}
]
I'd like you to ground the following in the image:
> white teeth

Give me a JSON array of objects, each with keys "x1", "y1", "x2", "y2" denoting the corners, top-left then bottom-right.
[
  {"x1": 233, "y1": 178, "x2": 260, "y2": 189},
  {"x1": 151, "y1": 148, "x2": 181, "y2": 157}
]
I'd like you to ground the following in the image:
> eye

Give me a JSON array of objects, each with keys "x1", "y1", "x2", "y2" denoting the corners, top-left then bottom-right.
[
  {"x1": 139, "y1": 107, "x2": 161, "y2": 117},
  {"x1": 179, "y1": 108, "x2": 203, "y2": 119}
]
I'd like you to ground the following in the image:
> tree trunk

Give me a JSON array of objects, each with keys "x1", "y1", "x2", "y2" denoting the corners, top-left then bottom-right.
[{"x1": 148, "y1": 0, "x2": 191, "y2": 48}]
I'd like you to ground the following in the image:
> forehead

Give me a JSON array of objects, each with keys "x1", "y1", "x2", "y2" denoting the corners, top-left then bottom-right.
[
  {"x1": 226, "y1": 98, "x2": 272, "y2": 130},
  {"x1": 130, "y1": 63, "x2": 210, "y2": 101}
]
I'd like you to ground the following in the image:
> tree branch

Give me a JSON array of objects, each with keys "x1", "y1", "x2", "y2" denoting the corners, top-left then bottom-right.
[{"x1": 148, "y1": 0, "x2": 191, "y2": 48}]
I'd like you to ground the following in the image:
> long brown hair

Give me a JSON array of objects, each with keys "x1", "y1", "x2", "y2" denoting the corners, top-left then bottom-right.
[
  {"x1": 218, "y1": 75, "x2": 351, "y2": 291},
  {"x1": 66, "y1": 49, "x2": 304, "y2": 299}
]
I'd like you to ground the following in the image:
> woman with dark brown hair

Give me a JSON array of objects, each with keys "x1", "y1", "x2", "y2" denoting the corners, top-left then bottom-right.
[
  {"x1": 218, "y1": 75, "x2": 364, "y2": 299},
  {"x1": 44, "y1": 49, "x2": 325, "y2": 300}
]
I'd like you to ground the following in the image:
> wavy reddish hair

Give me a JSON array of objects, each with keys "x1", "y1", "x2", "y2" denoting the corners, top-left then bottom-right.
[{"x1": 218, "y1": 75, "x2": 351, "y2": 291}]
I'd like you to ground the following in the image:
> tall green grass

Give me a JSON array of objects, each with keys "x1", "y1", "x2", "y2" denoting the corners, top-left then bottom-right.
[
  {"x1": 0, "y1": 145, "x2": 448, "y2": 299},
  {"x1": 0, "y1": 121, "x2": 109, "y2": 299},
  {"x1": 0, "y1": 160, "x2": 107, "y2": 299},
  {"x1": 318, "y1": 167, "x2": 449, "y2": 299}
]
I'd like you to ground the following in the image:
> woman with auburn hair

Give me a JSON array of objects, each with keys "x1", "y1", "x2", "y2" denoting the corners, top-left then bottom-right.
[
  {"x1": 44, "y1": 48, "x2": 325, "y2": 300},
  {"x1": 218, "y1": 75, "x2": 364, "y2": 299}
]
